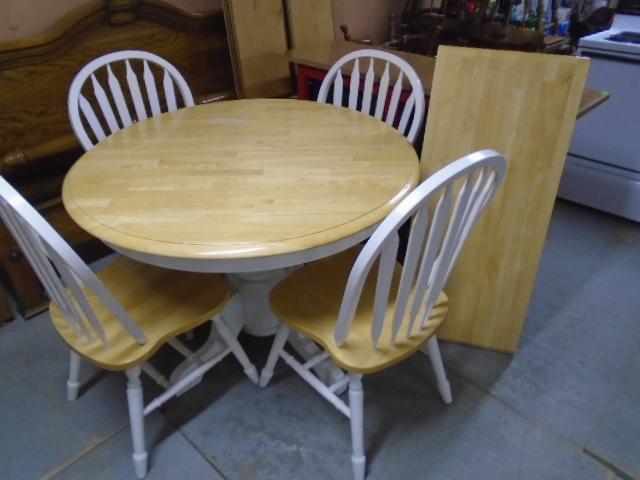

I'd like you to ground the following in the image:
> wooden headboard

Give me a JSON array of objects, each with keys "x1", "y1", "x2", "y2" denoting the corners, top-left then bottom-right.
[
  {"x1": 0, "y1": 0, "x2": 235, "y2": 320},
  {"x1": 0, "y1": 0, "x2": 234, "y2": 177}
]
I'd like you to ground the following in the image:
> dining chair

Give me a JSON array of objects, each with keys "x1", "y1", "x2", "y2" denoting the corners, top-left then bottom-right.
[
  {"x1": 68, "y1": 50, "x2": 195, "y2": 151},
  {"x1": 0, "y1": 176, "x2": 258, "y2": 478},
  {"x1": 317, "y1": 49, "x2": 425, "y2": 144},
  {"x1": 260, "y1": 149, "x2": 507, "y2": 480}
]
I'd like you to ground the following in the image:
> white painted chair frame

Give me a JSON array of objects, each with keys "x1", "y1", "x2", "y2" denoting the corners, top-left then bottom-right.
[
  {"x1": 68, "y1": 50, "x2": 195, "y2": 151},
  {"x1": 317, "y1": 49, "x2": 425, "y2": 144},
  {"x1": 260, "y1": 150, "x2": 507, "y2": 480},
  {"x1": 0, "y1": 176, "x2": 258, "y2": 478}
]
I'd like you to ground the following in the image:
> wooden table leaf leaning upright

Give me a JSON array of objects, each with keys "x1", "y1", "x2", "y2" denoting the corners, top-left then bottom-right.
[
  {"x1": 63, "y1": 98, "x2": 419, "y2": 385},
  {"x1": 421, "y1": 47, "x2": 590, "y2": 352}
]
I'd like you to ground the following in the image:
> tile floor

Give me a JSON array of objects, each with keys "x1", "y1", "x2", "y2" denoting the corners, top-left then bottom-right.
[{"x1": 0, "y1": 200, "x2": 638, "y2": 480}]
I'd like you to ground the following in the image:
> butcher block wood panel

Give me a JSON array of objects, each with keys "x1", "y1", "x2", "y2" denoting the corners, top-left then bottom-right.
[
  {"x1": 222, "y1": 0, "x2": 291, "y2": 98},
  {"x1": 0, "y1": 0, "x2": 235, "y2": 319},
  {"x1": 421, "y1": 46, "x2": 589, "y2": 352}
]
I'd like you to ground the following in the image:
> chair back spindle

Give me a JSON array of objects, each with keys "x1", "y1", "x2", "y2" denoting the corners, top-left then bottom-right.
[
  {"x1": 317, "y1": 49, "x2": 425, "y2": 144},
  {"x1": 0, "y1": 177, "x2": 147, "y2": 347},
  {"x1": 68, "y1": 50, "x2": 194, "y2": 151},
  {"x1": 334, "y1": 150, "x2": 507, "y2": 348}
]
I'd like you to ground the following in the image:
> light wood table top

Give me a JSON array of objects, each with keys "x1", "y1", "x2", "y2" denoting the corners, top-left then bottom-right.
[
  {"x1": 63, "y1": 99, "x2": 419, "y2": 271},
  {"x1": 285, "y1": 41, "x2": 609, "y2": 118}
]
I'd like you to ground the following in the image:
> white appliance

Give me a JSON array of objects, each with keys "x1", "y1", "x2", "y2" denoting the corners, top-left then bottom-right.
[{"x1": 558, "y1": 14, "x2": 640, "y2": 221}]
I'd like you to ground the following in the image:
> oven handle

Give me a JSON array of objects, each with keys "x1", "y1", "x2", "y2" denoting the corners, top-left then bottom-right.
[{"x1": 578, "y1": 48, "x2": 640, "y2": 63}]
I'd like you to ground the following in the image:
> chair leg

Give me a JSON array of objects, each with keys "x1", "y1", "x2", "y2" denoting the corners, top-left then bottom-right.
[
  {"x1": 126, "y1": 366, "x2": 148, "y2": 479},
  {"x1": 348, "y1": 374, "x2": 365, "y2": 480},
  {"x1": 259, "y1": 324, "x2": 290, "y2": 388},
  {"x1": 67, "y1": 350, "x2": 82, "y2": 401},
  {"x1": 425, "y1": 336, "x2": 452, "y2": 404},
  {"x1": 213, "y1": 315, "x2": 259, "y2": 384}
]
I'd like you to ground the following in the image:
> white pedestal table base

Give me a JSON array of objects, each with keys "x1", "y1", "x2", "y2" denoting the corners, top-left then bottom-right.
[{"x1": 169, "y1": 268, "x2": 346, "y2": 393}]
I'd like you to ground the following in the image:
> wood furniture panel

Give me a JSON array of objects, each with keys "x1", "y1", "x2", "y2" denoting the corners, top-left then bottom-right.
[
  {"x1": 0, "y1": 287, "x2": 12, "y2": 325},
  {"x1": 222, "y1": 0, "x2": 291, "y2": 98},
  {"x1": 0, "y1": 0, "x2": 233, "y2": 158},
  {"x1": 0, "y1": 0, "x2": 235, "y2": 319},
  {"x1": 286, "y1": 0, "x2": 334, "y2": 48},
  {"x1": 420, "y1": 46, "x2": 590, "y2": 352},
  {"x1": 576, "y1": 87, "x2": 611, "y2": 119}
]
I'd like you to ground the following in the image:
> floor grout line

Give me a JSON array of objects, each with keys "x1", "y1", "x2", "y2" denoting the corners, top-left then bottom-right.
[
  {"x1": 43, "y1": 410, "x2": 228, "y2": 480},
  {"x1": 175, "y1": 428, "x2": 229, "y2": 480},
  {"x1": 583, "y1": 348, "x2": 640, "y2": 449},
  {"x1": 444, "y1": 366, "x2": 623, "y2": 476},
  {"x1": 583, "y1": 449, "x2": 635, "y2": 480},
  {"x1": 42, "y1": 423, "x2": 129, "y2": 480}
]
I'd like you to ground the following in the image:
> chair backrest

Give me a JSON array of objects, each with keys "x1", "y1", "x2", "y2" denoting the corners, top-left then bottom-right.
[
  {"x1": 317, "y1": 49, "x2": 425, "y2": 144},
  {"x1": 68, "y1": 50, "x2": 195, "y2": 151},
  {"x1": 334, "y1": 150, "x2": 507, "y2": 347},
  {"x1": 0, "y1": 176, "x2": 146, "y2": 347}
]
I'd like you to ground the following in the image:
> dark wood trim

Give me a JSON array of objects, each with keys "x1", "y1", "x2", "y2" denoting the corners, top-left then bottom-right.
[
  {"x1": 0, "y1": 285, "x2": 14, "y2": 324},
  {"x1": 138, "y1": 0, "x2": 226, "y2": 32},
  {"x1": 0, "y1": 0, "x2": 225, "y2": 68},
  {"x1": 0, "y1": 1, "x2": 107, "y2": 68}
]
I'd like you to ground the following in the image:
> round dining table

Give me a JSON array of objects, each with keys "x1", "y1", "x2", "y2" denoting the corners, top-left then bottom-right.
[{"x1": 63, "y1": 98, "x2": 419, "y2": 384}]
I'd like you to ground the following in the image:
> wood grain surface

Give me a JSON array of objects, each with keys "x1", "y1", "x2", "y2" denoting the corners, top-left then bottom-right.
[
  {"x1": 420, "y1": 46, "x2": 589, "y2": 352},
  {"x1": 0, "y1": 0, "x2": 233, "y2": 158},
  {"x1": 286, "y1": 0, "x2": 335, "y2": 48},
  {"x1": 222, "y1": 0, "x2": 291, "y2": 98},
  {"x1": 576, "y1": 87, "x2": 610, "y2": 119},
  {"x1": 271, "y1": 246, "x2": 449, "y2": 373},
  {"x1": 51, "y1": 256, "x2": 229, "y2": 370},
  {"x1": 63, "y1": 99, "x2": 419, "y2": 261}
]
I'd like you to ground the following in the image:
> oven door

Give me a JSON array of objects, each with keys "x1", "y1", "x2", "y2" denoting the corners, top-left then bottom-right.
[{"x1": 571, "y1": 48, "x2": 640, "y2": 173}]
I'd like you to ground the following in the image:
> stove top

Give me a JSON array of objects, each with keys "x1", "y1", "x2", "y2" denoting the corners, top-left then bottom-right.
[
  {"x1": 579, "y1": 14, "x2": 640, "y2": 55},
  {"x1": 607, "y1": 30, "x2": 640, "y2": 43}
]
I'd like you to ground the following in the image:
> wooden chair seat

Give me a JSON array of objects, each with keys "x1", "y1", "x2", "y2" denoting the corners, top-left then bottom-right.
[
  {"x1": 270, "y1": 246, "x2": 448, "y2": 374},
  {"x1": 51, "y1": 257, "x2": 229, "y2": 371}
]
